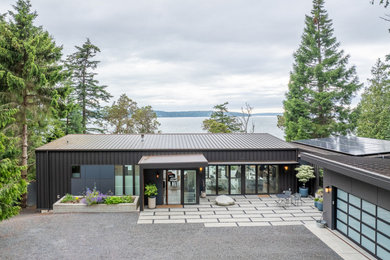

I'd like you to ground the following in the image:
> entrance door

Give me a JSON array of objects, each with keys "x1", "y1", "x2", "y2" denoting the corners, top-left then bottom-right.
[{"x1": 163, "y1": 170, "x2": 181, "y2": 205}]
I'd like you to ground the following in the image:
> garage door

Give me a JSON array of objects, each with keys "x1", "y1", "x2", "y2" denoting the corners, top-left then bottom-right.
[{"x1": 336, "y1": 188, "x2": 390, "y2": 259}]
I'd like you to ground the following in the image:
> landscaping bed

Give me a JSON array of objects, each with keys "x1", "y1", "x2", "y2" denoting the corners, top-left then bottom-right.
[{"x1": 53, "y1": 189, "x2": 139, "y2": 213}]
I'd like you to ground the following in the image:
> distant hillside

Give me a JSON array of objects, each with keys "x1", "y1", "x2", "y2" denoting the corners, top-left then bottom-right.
[{"x1": 154, "y1": 110, "x2": 281, "y2": 118}]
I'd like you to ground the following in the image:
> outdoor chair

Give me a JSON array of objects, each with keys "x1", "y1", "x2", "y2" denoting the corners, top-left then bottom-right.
[{"x1": 292, "y1": 193, "x2": 302, "y2": 206}]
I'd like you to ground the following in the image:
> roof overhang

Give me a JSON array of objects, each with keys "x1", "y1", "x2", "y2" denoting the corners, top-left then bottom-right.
[
  {"x1": 208, "y1": 161, "x2": 298, "y2": 165},
  {"x1": 301, "y1": 153, "x2": 390, "y2": 191},
  {"x1": 138, "y1": 154, "x2": 208, "y2": 169}
]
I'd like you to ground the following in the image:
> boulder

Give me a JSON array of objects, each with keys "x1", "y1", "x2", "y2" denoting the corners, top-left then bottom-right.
[{"x1": 215, "y1": 195, "x2": 235, "y2": 206}]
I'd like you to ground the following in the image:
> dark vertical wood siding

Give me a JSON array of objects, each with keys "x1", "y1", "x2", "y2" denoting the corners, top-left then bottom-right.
[{"x1": 36, "y1": 149, "x2": 298, "y2": 209}]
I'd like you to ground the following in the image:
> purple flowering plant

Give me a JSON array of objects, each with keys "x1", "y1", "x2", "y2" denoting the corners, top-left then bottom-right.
[{"x1": 82, "y1": 188, "x2": 107, "y2": 206}]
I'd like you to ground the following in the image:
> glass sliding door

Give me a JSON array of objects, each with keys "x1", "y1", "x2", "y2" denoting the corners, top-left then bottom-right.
[
  {"x1": 114, "y1": 165, "x2": 124, "y2": 195},
  {"x1": 245, "y1": 165, "x2": 256, "y2": 194},
  {"x1": 230, "y1": 165, "x2": 241, "y2": 194},
  {"x1": 124, "y1": 165, "x2": 133, "y2": 195},
  {"x1": 268, "y1": 165, "x2": 279, "y2": 193},
  {"x1": 206, "y1": 166, "x2": 217, "y2": 194},
  {"x1": 184, "y1": 170, "x2": 197, "y2": 204},
  {"x1": 257, "y1": 165, "x2": 268, "y2": 194},
  {"x1": 218, "y1": 166, "x2": 229, "y2": 194}
]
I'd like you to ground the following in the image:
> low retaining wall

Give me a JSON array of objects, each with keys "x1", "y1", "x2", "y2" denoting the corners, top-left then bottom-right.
[{"x1": 53, "y1": 196, "x2": 139, "y2": 213}]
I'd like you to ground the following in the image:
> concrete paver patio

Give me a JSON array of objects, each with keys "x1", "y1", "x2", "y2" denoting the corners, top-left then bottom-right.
[{"x1": 139, "y1": 195, "x2": 322, "y2": 227}]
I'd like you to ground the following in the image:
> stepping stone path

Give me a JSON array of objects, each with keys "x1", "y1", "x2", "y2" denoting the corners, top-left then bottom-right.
[{"x1": 138, "y1": 195, "x2": 321, "y2": 227}]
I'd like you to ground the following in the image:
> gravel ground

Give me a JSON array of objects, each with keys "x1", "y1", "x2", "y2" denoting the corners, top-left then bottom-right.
[{"x1": 0, "y1": 211, "x2": 341, "y2": 260}]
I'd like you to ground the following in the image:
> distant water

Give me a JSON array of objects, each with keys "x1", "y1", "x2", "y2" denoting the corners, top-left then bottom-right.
[{"x1": 158, "y1": 116, "x2": 285, "y2": 140}]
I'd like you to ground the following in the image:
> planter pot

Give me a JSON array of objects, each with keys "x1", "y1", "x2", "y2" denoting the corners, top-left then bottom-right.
[
  {"x1": 201, "y1": 191, "x2": 206, "y2": 198},
  {"x1": 317, "y1": 202, "x2": 323, "y2": 211},
  {"x1": 148, "y1": 196, "x2": 156, "y2": 209},
  {"x1": 299, "y1": 187, "x2": 309, "y2": 197},
  {"x1": 316, "y1": 220, "x2": 326, "y2": 228},
  {"x1": 314, "y1": 201, "x2": 318, "y2": 208}
]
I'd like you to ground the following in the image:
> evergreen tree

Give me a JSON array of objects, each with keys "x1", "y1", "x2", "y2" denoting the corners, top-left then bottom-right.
[
  {"x1": 0, "y1": 106, "x2": 27, "y2": 221},
  {"x1": 357, "y1": 58, "x2": 390, "y2": 140},
  {"x1": 66, "y1": 39, "x2": 112, "y2": 133},
  {"x1": 281, "y1": 0, "x2": 361, "y2": 141},
  {"x1": 202, "y1": 102, "x2": 241, "y2": 133},
  {"x1": 0, "y1": 0, "x2": 65, "y2": 203}
]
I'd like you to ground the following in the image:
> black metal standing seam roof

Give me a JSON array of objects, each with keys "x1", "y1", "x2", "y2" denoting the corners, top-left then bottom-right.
[
  {"x1": 302, "y1": 153, "x2": 390, "y2": 178},
  {"x1": 35, "y1": 133, "x2": 295, "y2": 151}
]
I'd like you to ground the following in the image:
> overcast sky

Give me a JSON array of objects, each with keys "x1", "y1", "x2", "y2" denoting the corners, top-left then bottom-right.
[{"x1": 1, "y1": 0, "x2": 389, "y2": 112}]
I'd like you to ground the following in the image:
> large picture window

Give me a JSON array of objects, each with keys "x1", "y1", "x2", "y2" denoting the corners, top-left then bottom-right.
[
  {"x1": 206, "y1": 166, "x2": 217, "y2": 194},
  {"x1": 230, "y1": 166, "x2": 241, "y2": 194},
  {"x1": 114, "y1": 165, "x2": 123, "y2": 195}
]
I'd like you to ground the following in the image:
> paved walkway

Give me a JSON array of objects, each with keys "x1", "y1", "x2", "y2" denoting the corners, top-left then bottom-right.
[{"x1": 138, "y1": 194, "x2": 322, "y2": 227}]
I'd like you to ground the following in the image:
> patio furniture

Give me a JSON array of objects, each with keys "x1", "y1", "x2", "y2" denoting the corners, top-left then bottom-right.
[
  {"x1": 292, "y1": 193, "x2": 302, "y2": 206},
  {"x1": 275, "y1": 193, "x2": 291, "y2": 207}
]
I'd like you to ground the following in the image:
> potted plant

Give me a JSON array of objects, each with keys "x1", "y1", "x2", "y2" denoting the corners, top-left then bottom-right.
[
  {"x1": 315, "y1": 188, "x2": 323, "y2": 198},
  {"x1": 317, "y1": 197, "x2": 323, "y2": 211},
  {"x1": 295, "y1": 165, "x2": 315, "y2": 197},
  {"x1": 314, "y1": 197, "x2": 319, "y2": 208},
  {"x1": 145, "y1": 183, "x2": 158, "y2": 209}
]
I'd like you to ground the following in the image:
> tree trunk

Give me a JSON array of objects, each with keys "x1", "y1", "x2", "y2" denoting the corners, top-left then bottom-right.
[{"x1": 21, "y1": 120, "x2": 28, "y2": 208}]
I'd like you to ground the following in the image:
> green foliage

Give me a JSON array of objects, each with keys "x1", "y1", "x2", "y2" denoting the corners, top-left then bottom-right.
[
  {"x1": 202, "y1": 102, "x2": 241, "y2": 133},
  {"x1": 357, "y1": 58, "x2": 390, "y2": 140},
  {"x1": 144, "y1": 184, "x2": 158, "y2": 197},
  {"x1": 318, "y1": 198, "x2": 323, "y2": 203},
  {"x1": 0, "y1": 0, "x2": 66, "y2": 187},
  {"x1": 103, "y1": 94, "x2": 160, "y2": 134},
  {"x1": 65, "y1": 38, "x2": 112, "y2": 133},
  {"x1": 61, "y1": 193, "x2": 80, "y2": 203},
  {"x1": 104, "y1": 196, "x2": 134, "y2": 204},
  {"x1": 0, "y1": 107, "x2": 27, "y2": 221},
  {"x1": 282, "y1": 0, "x2": 362, "y2": 141},
  {"x1": 295, "y1": 165, "x2": 315, "y2": 187},
  {"x1": 314, "y1": 197, "x2": 319, "y2": 202}
]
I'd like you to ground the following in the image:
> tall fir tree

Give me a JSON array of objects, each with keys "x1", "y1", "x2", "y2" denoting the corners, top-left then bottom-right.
[
  {"x1": 282, "y1": 0, "x2": 361, "y2": 141},
  {"x1": 357, "y1": 58, "x2": 390, "y2": 140},
  {"x1": 66, "y1": 38, "x2": 112, "y2": 133},
  {"x1": 0, "y1": 106, "x2": 27, "y2": 221},
  {"x1": 0, "y1": 0, "x2": 65, "y2": 204}
]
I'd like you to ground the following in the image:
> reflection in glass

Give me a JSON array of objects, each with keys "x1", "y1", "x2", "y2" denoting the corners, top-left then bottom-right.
[
  {"x1": 125, "y1": 165, "x2": 133, "y2": 195},
  {"x1": 218, "y1": 166, "x2": 229, "y2": 194},
  {"x1": 245, "y1": 165, "x2": 256, "y2": 194},
  {"x1": 135, "y1": 165, "x2": 140, "y2": 195},
  {"x1": 230, "y1": 166, "x2": 241, "y2": 194},
  {"x1": 206, "y1": 166, "x2": 217, "y2": 194},
  {"x1": 115, "y1": 165, "x2": 123, "y2": 195},
  {"x1": 184, "y1": 170, "x2": 196, "y2": 203},
  {"x1": 257, "y1": 165, "x2": 268, "y2": 193},
  {"x1": 268, "y1": 165, "x2": 279, "y2": 193}
]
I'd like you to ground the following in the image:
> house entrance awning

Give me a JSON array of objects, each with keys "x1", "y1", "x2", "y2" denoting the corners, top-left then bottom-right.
[{"x1": 138, "y1": 154, "x2": 208, "y2": 169}]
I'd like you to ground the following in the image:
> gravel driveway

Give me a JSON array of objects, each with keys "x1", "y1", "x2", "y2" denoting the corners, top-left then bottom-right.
[{"x1": 0, "y1": 211, "x2": 341, "y2": 260}]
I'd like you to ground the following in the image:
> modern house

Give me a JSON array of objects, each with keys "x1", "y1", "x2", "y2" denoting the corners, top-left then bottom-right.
[
  {"x1": 293, "y1": 136, "x2": 390, "y2": 260},
  {"x1": 35, "y1": 133, "x2": 299, "y2": 211}
]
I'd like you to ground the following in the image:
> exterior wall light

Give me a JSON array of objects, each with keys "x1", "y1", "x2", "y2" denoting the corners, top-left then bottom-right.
[
  {"x1": 325, "y1": 186, "x2": 331, "y2": 193},
  {"x1": 156, "y1": 173, "x2": 159, "y2": 179},
  {"x1": 284, "y1": 166, "x2": 289, "y2": 171},
  {"x1": 199, "y1": 167, "x2": 203, "y2": 172}
]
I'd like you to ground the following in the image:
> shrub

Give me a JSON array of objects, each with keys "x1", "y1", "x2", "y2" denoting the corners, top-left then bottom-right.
[
  {"x1": 82, "y1": 188, "x2": 106, "y2": 206},
  {"x1": 295, "y1": 165, "x2": 315, "y2": 187},
  {"x1": 318, "y1": 198, "x2": 323, "y2": 203},
  {"x1": 104, "y1": 196, "x2": 134, "y2": 204},
  {"x1": 314, "y1": 197, "x2": 319, "y2": 202},
  {"x1": 145, "y1": 183, "x2": 158, "y2": 197}
]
